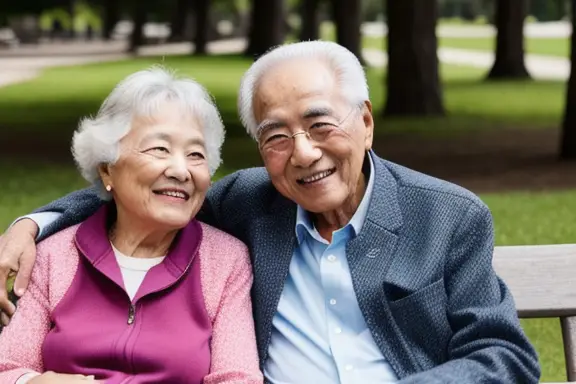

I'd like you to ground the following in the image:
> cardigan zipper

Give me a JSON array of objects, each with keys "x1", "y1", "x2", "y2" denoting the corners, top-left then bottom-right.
[
  {"x1": 124, "y1": 259, "x2": 194, "y2": 326},
  {"x1": 127, "y1": 304, "x2": 136, "y2": 325}
]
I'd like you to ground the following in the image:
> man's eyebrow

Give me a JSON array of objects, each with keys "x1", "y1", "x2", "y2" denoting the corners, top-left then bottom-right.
[
  {"x1": 302, "y1": 107, "x2": 335, "y2": 119},
  {"x1": 257, "y1": 120, "x2": 285, "y2": 137}
]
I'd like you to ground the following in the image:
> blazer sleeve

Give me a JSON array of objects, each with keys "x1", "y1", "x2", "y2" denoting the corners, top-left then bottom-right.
[
  {"x1": 32, "y1": 186, "x2": 104, "y2": 242},
  {"x1": 197, "y1": 171, "x2": 241, "y2": 233},
  {"x1": 0, "y1": 246, "x2": 52, "y2": 382},
  {"x1": 399, "y1": 202, "x2": 540, "y2": 384},
  {"x1": 203, "y1": 243, "x2": 263, "y2": 384}
]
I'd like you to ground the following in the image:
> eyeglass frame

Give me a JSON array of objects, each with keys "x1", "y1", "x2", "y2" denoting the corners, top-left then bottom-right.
[{"x1": 256, "y1": 103, "x2": 365, "y2": 152}]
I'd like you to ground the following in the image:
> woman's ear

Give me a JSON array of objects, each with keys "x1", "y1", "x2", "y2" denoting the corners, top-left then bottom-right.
[{"x1": 98, "y1": 164, "x2": 113, "y2": 190}]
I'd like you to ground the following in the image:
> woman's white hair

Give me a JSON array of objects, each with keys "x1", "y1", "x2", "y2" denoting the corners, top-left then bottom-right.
[
  {"x1": 238, "y1": 40, "x2": 369, "y2": 140},
  {"x1": 72, "y1": 66, "x2": 225, "y2": 199}
]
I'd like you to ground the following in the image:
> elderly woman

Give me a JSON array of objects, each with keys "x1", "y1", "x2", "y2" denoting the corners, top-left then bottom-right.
[{"x1": 0, "y1": 67, "x2": 262, "y2": 384}]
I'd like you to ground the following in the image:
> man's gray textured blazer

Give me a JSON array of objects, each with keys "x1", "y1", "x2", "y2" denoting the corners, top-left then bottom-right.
[{"x1": 36, "y1": 151, "x2": 540, "y2": 383}]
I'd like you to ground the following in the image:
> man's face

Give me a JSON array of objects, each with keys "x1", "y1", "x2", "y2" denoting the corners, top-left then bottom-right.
[{"x1": 253, "y1": 58, "x2": 374, "y2": 214}]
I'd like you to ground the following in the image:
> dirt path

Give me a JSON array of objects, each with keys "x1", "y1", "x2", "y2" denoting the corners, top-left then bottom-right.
[
  {"x1": 3, "y1": 127, "x2": 575, "y2": 194},
  {"x1": 373, "y1": 128, "x2": 576, "y2": 193}
]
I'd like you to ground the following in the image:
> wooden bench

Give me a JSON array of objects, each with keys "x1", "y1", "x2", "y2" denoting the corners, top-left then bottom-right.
[{"x1": 494, "y1": 244, "x2": 576, "y2": 383}]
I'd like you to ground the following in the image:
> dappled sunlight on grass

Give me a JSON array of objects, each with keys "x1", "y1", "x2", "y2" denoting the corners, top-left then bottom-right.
[
  {"x1": 0, "y1": 55, "x2": 565, "y2": 144},
  {"x1": 366, "y1": 66, "x2": 564, "y2": 134},
  {"x1": 361, "y1": 35, "x2": 570, "y2": 57}
]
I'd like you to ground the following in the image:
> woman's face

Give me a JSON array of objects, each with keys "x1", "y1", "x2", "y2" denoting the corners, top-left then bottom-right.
[{"x1": 100, "y1": 102, "x2": 211, "y2": 231}]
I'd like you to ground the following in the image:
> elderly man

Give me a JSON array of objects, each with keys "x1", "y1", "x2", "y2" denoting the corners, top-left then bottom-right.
[{"x1": 0, "y1": 41, "x2": 539, "y2": 383}]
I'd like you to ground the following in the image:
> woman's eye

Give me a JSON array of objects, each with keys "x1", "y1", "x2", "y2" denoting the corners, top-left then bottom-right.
[
  {"x1": 149, "y1": 147, "x2": 169, "y2": 153},
  {"x1": 189, "y1": 152, "x2": 205, "y2": 159}
]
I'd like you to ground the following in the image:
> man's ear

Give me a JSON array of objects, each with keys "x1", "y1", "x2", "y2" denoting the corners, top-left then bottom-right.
[{"x1": 362, "y1": 100, "x2": 374, "y2": 151}]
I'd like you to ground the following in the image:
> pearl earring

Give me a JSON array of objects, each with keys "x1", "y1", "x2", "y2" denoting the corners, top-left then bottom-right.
[{"x1": 105, "y1": 185, "x2": 112, "y2": 192}]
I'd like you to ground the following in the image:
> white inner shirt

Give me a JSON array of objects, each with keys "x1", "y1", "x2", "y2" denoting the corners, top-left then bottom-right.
[{"x1": 111, "y1": 243, "x2": 165, "y2": 300}]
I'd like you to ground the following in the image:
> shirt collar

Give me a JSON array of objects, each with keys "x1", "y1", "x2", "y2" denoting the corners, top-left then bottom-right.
[{"x1": 295, "y1": 151, "x2": 376, "y2": 243}]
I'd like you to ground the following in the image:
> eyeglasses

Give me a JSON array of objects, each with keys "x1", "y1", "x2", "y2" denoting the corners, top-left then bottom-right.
[{"x1": 257, "y1": 106, "x2": 361, "y2": 155}]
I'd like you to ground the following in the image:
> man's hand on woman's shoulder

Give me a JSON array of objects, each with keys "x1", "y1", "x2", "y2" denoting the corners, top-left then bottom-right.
[{"x1": 0, "y1": 218, "x2": 39, "y2": 325}]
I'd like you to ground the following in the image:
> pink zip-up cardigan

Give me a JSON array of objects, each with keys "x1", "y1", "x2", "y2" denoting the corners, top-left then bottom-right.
[{"x1": 0, "y1": 205, "x2": 263, "y2": 383}]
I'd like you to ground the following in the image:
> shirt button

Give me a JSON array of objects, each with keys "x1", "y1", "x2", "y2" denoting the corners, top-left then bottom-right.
[
  {"x1": 329, "y1": 299, "x2": 337, "y2": 305},
  {"x1": 334, "y1": 327, "x2": 342, "y2": 334},
  {"x1": 327, "y1": 255, "x2": 336, "y2": 262},
  {"x1": 345, "y1": 364, "x2": 354, "y2": 371}
]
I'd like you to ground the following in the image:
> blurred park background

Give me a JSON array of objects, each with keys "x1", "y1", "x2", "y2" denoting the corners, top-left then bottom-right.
[{"x1": 1, "y1": 0, "x2": 575, "y2": 381}]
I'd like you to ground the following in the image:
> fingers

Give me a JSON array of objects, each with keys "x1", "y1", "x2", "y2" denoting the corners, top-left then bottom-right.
[
  {"x1": 14, "y1": 244, "x2": 37, "y2": 296},
  {"x1": 1, "y1": 312, "x2": 10, "y2": 326},
  {"x1": 0, "y1": 258, "x2": 19, "y2": 318},
  {"x1": 0, "y1": 219, "x2": 38, "y2": 315}
]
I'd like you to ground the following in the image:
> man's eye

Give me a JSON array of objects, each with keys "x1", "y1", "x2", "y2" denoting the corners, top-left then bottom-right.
[
  {"x1": 265, "y1": 134, "x2": 289, "y2": 143},
  {"x1": 310, "y1": 122, "x2": 334, "y2": 130}
]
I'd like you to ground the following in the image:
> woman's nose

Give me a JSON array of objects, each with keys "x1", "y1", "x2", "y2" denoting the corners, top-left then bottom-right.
[{"x1": 164, "y1": 155, "x2": 190, "y2": 182}]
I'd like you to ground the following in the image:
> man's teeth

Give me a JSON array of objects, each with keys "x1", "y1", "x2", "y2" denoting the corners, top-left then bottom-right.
[
  {"x1": 302, "y1": 170, "x2": 334, "y2": 183},
  {"x1": 159, "y1": 191, "x2": 187, "y2": 199}
]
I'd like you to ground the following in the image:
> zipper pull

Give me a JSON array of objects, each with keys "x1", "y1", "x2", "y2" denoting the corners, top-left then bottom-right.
[{"x1": 128, "y1": 304, "x2": 136, "y2": 325}]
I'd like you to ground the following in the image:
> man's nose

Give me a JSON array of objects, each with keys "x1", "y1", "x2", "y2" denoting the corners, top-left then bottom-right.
[{"x1": 290, "y1": 134, "x2": 322, "y2": 168}]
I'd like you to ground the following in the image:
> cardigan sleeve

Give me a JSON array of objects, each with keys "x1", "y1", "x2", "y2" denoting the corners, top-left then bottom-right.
[
  {"x1": 201, "y1": 227, "x2": 263, "y2": 384},
  {"x1": 0, "y1": 244, "x2": 51, "y2": 382}
]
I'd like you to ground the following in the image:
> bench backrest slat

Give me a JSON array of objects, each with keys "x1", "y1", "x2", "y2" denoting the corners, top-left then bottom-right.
[
  {"x1": 493, "y1": 244, "x2": 576, "y2": 318},
  {"x1": 493, "y1": 244, "x2": 576, "y2": 382}
]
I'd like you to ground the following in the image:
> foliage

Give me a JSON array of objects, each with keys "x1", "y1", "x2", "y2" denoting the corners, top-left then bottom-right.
[{"x1": 38, "y1": 1, "x2": 101, "y2": 32}]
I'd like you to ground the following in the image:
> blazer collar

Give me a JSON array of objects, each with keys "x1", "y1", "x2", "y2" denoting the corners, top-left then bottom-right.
[{"x1": 365, "y1": 150, "x2": 404, "y2": 233}]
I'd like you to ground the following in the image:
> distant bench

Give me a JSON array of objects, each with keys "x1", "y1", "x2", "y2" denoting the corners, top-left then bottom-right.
[{"x1": 494, "y1": 244, "x2": 576, "y2": 384}]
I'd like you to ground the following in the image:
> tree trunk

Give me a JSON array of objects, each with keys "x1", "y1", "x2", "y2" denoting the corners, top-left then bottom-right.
[
  {"x1": 128, "y1": 1, "x2": 146, "y2": 53},
  {"x1": 102, "y1": 0, "x2": 119, "y2": 41},
  {"x1": 487, "y1": 0, "x2": 531, "y2": 80},
  {"x1": 169, "y1": 0, "x2": 192, "y2": 42},
  {"x1": 193, "y1": 0, "x2": 209, "y2": 55},
  {"x1": 68, "y1": 0, "x2": 76, "y2": 39},
  {"x1": 299, "y1": 0, "x2": 320, "y2": 41},
  {"x1": 383, "y1": 0, "x2": 444, "y2": 117},
  {"x1": 244, "y1": 0, "x2": 285, "y2": 59},
  {"x1": 331, "y1": 0, "x2": 364, "y2": 64},
  {"x1": 560, "y1": 0, "x2": 576, "y2": 160}
]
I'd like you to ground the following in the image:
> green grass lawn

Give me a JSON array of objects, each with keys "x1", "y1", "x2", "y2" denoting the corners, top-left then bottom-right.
[
  {"x1": 0, "y1": 54, "x2": 572, "y2": 381},
  {"x1": 317, "y1": 21, "x2": 570, "y2": 57},
  {"x1": 0, "y1": 54, "x2": 565, "y2": 144},
  {"x1": 362, "y1": 35, "x2": 570, "y2": 57},
  {"x1": 0, "y1": 160, "x2": 573, "y2": 382}
]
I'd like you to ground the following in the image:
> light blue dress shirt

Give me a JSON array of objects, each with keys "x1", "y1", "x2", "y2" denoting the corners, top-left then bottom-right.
[{"x1": 264, "y1": 154, "x2": 398, "y2": 384}]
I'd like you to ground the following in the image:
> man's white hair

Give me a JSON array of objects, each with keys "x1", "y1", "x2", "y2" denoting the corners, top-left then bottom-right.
[
  {"x1": 72, "y1": 66, "x2": 225, "y2": 199},
  {"x1": 238, "y1": 40, "x2": 369, "y2": 140}
]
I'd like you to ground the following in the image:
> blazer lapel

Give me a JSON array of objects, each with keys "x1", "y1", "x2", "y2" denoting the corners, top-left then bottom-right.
[
  {"x1": 346, "y1": 152, "x2": 420, "y2": 377},
  {"x1": 251, "y1": 193, "x2": 297, "y2": 364}
]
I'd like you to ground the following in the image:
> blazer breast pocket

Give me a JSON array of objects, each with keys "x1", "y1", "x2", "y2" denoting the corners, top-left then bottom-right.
[{"x1": 386, "y1": 278, "x2": 452, "y2": 368}]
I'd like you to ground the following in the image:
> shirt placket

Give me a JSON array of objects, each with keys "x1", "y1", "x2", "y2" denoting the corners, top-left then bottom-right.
[{"x1": 320, "y1": 235, "x2": 357, "y2": 384}]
